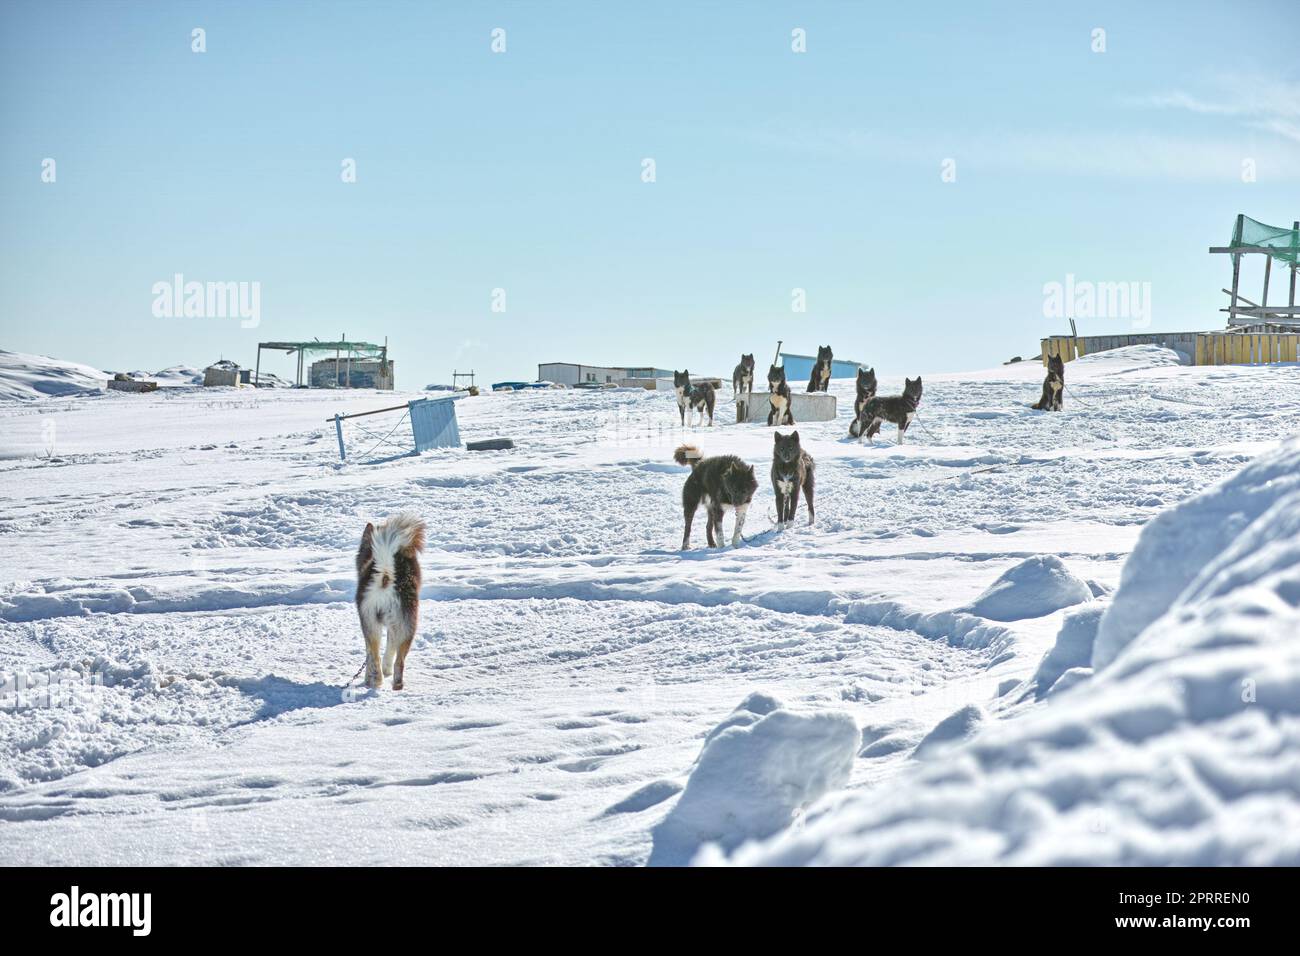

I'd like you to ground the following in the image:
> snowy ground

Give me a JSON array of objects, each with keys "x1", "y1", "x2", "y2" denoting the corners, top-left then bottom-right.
[{"x1": 2, "y1": 346, "x2": 1299, "y2": 865}]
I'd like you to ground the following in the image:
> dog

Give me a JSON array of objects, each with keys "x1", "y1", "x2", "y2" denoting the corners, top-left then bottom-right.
[
  {"x1": 771, "y1": 431, "x2": 815, "y2": 527},
  {"x1": 675, "y1": 444, "x2": 757, "y2": 549},
  {"x1": 846, "y1": 366, "x2": 878, "y2": 438},
  {"x1": 732, "y1": 353, "x2": 755, "y2": 399},
  {"x1": 807, "y1": 345, "x2": 833, "y2": 393},
  {"x1": 1031, "y1": 354, "x2": 1065, "y2": 411},
  {"x1": 674, "y1": 369, "x2": 716, "y2": 426},
  {"x1": 766, "y1": 364, "x2": 794, "y2": 426},
  {"x1": 856, "y1": 376, "x2": 923, "y2": 444},
  {"x1": 355, "y1": 513, "x2": 425, "y2": 690}
]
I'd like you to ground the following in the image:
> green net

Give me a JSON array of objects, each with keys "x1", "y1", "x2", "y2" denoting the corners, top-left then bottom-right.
[{"x1": 1231, "y1": 215, "x2": 1300, "y2": 265}]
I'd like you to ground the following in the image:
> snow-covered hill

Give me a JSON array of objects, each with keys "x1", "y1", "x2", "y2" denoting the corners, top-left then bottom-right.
[
  {"x1": 1, "y1": 346, "x2": 1298, "y2": 865},
  {"x1": 0, "y1": 349, "x2": 108, "y2": 401}
]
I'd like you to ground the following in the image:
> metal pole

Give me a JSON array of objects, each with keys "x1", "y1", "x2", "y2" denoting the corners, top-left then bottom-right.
[
  {"x1": 1290, "y1": 221, "x2": 1298, "y2": 311},
  {"x1": 335, "y1": 414, "x2": 346, "y2": 460},
  {"x1": 254, "y1": 345, "x2": 261, "y2": 386}
]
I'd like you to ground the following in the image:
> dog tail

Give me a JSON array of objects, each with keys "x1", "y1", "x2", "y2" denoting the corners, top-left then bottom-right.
[
  {"x1": 673, "y1": 444, "x2": 703, "y2": 468},
  {"x1": 371, "y1": 512, "x2": 426, "y2": 561}
]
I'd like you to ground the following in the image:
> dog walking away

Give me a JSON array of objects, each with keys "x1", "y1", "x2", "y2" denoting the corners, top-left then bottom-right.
[
  {"x1": 674, "y1": 369, "x2": 716, "y2": 426},
  {"x1": 732, "y1": 353, "x2": 755, "y2": 399},
  {"x1": 356, "y1": 513, "x2": 425, "y2": 689},
  {"x1": 1031, "y1": 354, "x2": 1065, "y2": 411},
  {"x1": 771, "y1": 431, "x2": 815, "y2": 527},
  {"x1": 807, "y1": 345, "x2": 833, "y2": 393},
  {"x1": 856, "y1": 376, "x2": 923, "y2": 444},
  {"x1": 847, "y1": 366, "x2": 878, "y2": 438},
  {"x1": 766, "y1": 364, "x2": 794, "y2": 426},
  {"x1": 674, "y1": 444, "x2": 757, "y2": 549}
]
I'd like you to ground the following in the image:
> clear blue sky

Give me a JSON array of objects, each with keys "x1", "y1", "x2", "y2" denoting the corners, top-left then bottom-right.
[{"x1": 2, "y1": 1, "x2": 1297, "y2": 386}]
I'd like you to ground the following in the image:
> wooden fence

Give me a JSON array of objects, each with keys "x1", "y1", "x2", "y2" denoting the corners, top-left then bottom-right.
[
  {"x1": 1196, "y1": 332, "x2": 1300, "y2": 366},
  {"x1": 1042, "y1": 331, "x2": 1299, "y2": 366}
]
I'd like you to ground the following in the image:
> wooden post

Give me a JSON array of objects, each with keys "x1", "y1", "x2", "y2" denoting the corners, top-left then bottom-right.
[
  {"x1": 334, "y1": 414, "x2": 346, "y2": 460},
  {"x1": 1263, "y1": 256, "x2": 1272, "y2": 311},
  {"x1": 1229, "y1": 213, "x2": 1244, "y2": 322},
  {"x1": 1290, "y1": 221, "x2": 1298, "y2": 310},
  {"x1": 254, "y1": 345, "x2": 261, "y2": 386}
]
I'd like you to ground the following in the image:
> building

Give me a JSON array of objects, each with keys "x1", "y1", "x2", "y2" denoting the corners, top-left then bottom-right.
[
  {"x1": 778, "y1": 352, "x2": 866, "y2": 382},
  {"x1": 537, "y1": 362, "x2": 673, "y2": 388},
  {"x1": 310, "y1": 357, "x2": 394, "y2": 389},
  {"x1": 202, "y1": 363, "x2": 251, "y2": 387}
]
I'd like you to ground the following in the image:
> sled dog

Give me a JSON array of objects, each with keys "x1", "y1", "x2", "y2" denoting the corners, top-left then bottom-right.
[
  {"x1": 771, "y1": 431, "x2": 815, "y2": 527},
  {"x1": 674, "y1": 444, "x2": 757, "y2": 549},
  {"x1": 847, "y1": 367, "x2": 878, "y2": 438},
  {"x1": 355, "y1": 513, "x2": 425, "y2": 690},
  {"x1": 674, "y1": 369, "x2": 716, "y2": 426},
  {"x1": 856, "y1": 376, "x2": 923, "y2": 444},
  {"x1": 766, "y1": 364, "x2": 794, "y2": 426},
  {"x1": 807, "y1": 345, "x2": 833, "y2": 392},
  {"x1": 1031, "y1": 354, "x2": 1065, "y2": 411},
  {"x1": 732, "y1": 353, "x2": 755, "y2": 399}
]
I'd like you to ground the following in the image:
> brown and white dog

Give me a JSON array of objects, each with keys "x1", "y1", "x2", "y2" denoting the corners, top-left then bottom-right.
[{"x1": 355, "y1": 513, "x2": 425, "y2": 689}]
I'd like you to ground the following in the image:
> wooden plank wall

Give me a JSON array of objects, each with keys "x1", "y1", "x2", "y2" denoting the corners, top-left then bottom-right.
[{"x1": 1195, "y1": 332, "x2": 1299, "y2": 365}]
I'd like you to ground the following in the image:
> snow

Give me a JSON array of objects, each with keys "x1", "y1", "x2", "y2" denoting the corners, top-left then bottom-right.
[
  {"x1": 649, "y1": 694, "x2": 858, "y2": 865},
  {"x1": 0, "y1": 349, "x2": 108, "y2": 402},
  {"x1": 2, "y1": 343, "x2": 1300, "y2": 865}
]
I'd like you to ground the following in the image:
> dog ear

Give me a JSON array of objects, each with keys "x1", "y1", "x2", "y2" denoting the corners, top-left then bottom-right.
[{"x1": 791, "y1": 430, "x2": 799, "y2": 442}]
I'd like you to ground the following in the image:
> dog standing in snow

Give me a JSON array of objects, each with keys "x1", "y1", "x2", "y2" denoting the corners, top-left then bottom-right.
[
  {"x1": 675, "y1": 444, "x2": 757, "y2": 549},
  {"x1": 674, "y1": 369, "x2": 716, "y2": 427},
  {"x1": 847, "y1": 366, "x2": 878, "y2": 438},
  {"x1": 355, "y1": 513, "x2": 425, "y2": 689},
  {"x1": 771, "y1": 431, "x2": 815, "y2": 527},
  {"x1": 856, "y1": 376, "x2": 923, "y2": 444},
  {"x1": 1031, "y1": 353, "x2": 1065, "y2": 411}
]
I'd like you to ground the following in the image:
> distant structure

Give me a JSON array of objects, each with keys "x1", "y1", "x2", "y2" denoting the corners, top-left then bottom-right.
[
  {"x1": 254, "y1": 337, "x2": 392, "y2": 389},
  {"x1": 1211, "y1": 213, "x2": 1299, "y2": 328},
  {"x1": 778, "y1": 352, "x2": 866, "y2": 381},
  {"x1": 107, "y1": 372, "x2": 157, "y2": 393},
  {"x1": 538, "y1": 362, "x2": 673, "y2": 388},
  {"x1": 202, "y1": 361, "x2": 251, "y2": 387},
  {"x1": 1045, "y1": 213, "x2": 1298, "y2": 369}
]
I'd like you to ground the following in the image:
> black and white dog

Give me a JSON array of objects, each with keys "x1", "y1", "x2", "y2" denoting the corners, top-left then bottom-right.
[
  {"x1": 807, "y1": 345, "x2": 833, "y2": 393},
  {"x1": 846, "y1": 366, "x2": 878, "y2": 438},
  {"x1": 856, "y1": 376, "x2": 923, "y2": 444},
  {"x1": 674, "y1": 369, "x2": 716, "y2": 426},
  {"x1": 766, "y1": 364, "x2": 794, "y2": 426},
  {"x1": 355, "y1": 513, "x2": 425, "y2": 690},
  {"x1": 1031, "y1": 354, "x2": 1065, "y2": 411},
  {"x1": 771, "y1": 431, "x2": 815, "y2": 528},
  {"x1": 732, "y1": 353, "x2": 755, "y2": 399},
  {"x1": 675, "y1": 444, "x2": 757, "y2": 549}
]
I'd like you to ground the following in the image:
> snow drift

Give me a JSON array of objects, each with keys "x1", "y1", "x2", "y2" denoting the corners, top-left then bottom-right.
[
  {"x1": 649, "y1": 693, "x2": 858, "y2": 866},
  {"x1": 0, "y1": 349, "x2": 107, "y2": 401},
  {"x1": 733, "y1": 434, "x2": 1300, "y2": 865}
]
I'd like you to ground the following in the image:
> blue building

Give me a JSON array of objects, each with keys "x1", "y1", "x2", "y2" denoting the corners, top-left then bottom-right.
[{"x1": 779, "y1": 352, "x2": 865, "y2": 383}]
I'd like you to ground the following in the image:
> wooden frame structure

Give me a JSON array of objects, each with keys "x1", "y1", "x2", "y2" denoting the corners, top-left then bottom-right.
[{"x1": 1210, "y1": 214, "x2": 1300, "y2": 326}]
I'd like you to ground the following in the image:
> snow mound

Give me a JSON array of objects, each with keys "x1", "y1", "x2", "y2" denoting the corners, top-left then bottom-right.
[
  {"x1": 152, "y1": 365, "x2": 205, "y2": 385},
  {"x1": 1027, "y1": 602, "x2": 1105, "y2": 699},
  {"x1": 1071, "y1": 343, "x2": 1186, "y2": 371},
  {"x1": 0, "y1": 349, "x2": 107, "y2": 401},
  {"x1": 912, "y1": 704, "x2": 984, "y2": 760},
  {"x1": 1094, "y1": 437, "x2": 1300, "y2": 669},
  {"x1": 960, "y1": 555, "x2": 1092, "y2": 622},
  {"x1": 649, "y1": 695, "x2": 857, "y2": 866},
  {"x1": 730, "y1": 435, "x2": 1300, "y2": 865}
]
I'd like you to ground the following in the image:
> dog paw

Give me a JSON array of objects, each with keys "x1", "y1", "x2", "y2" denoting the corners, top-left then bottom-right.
[{"x1": 392, "y1": 679, "x2": 404, "y2": 691}]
